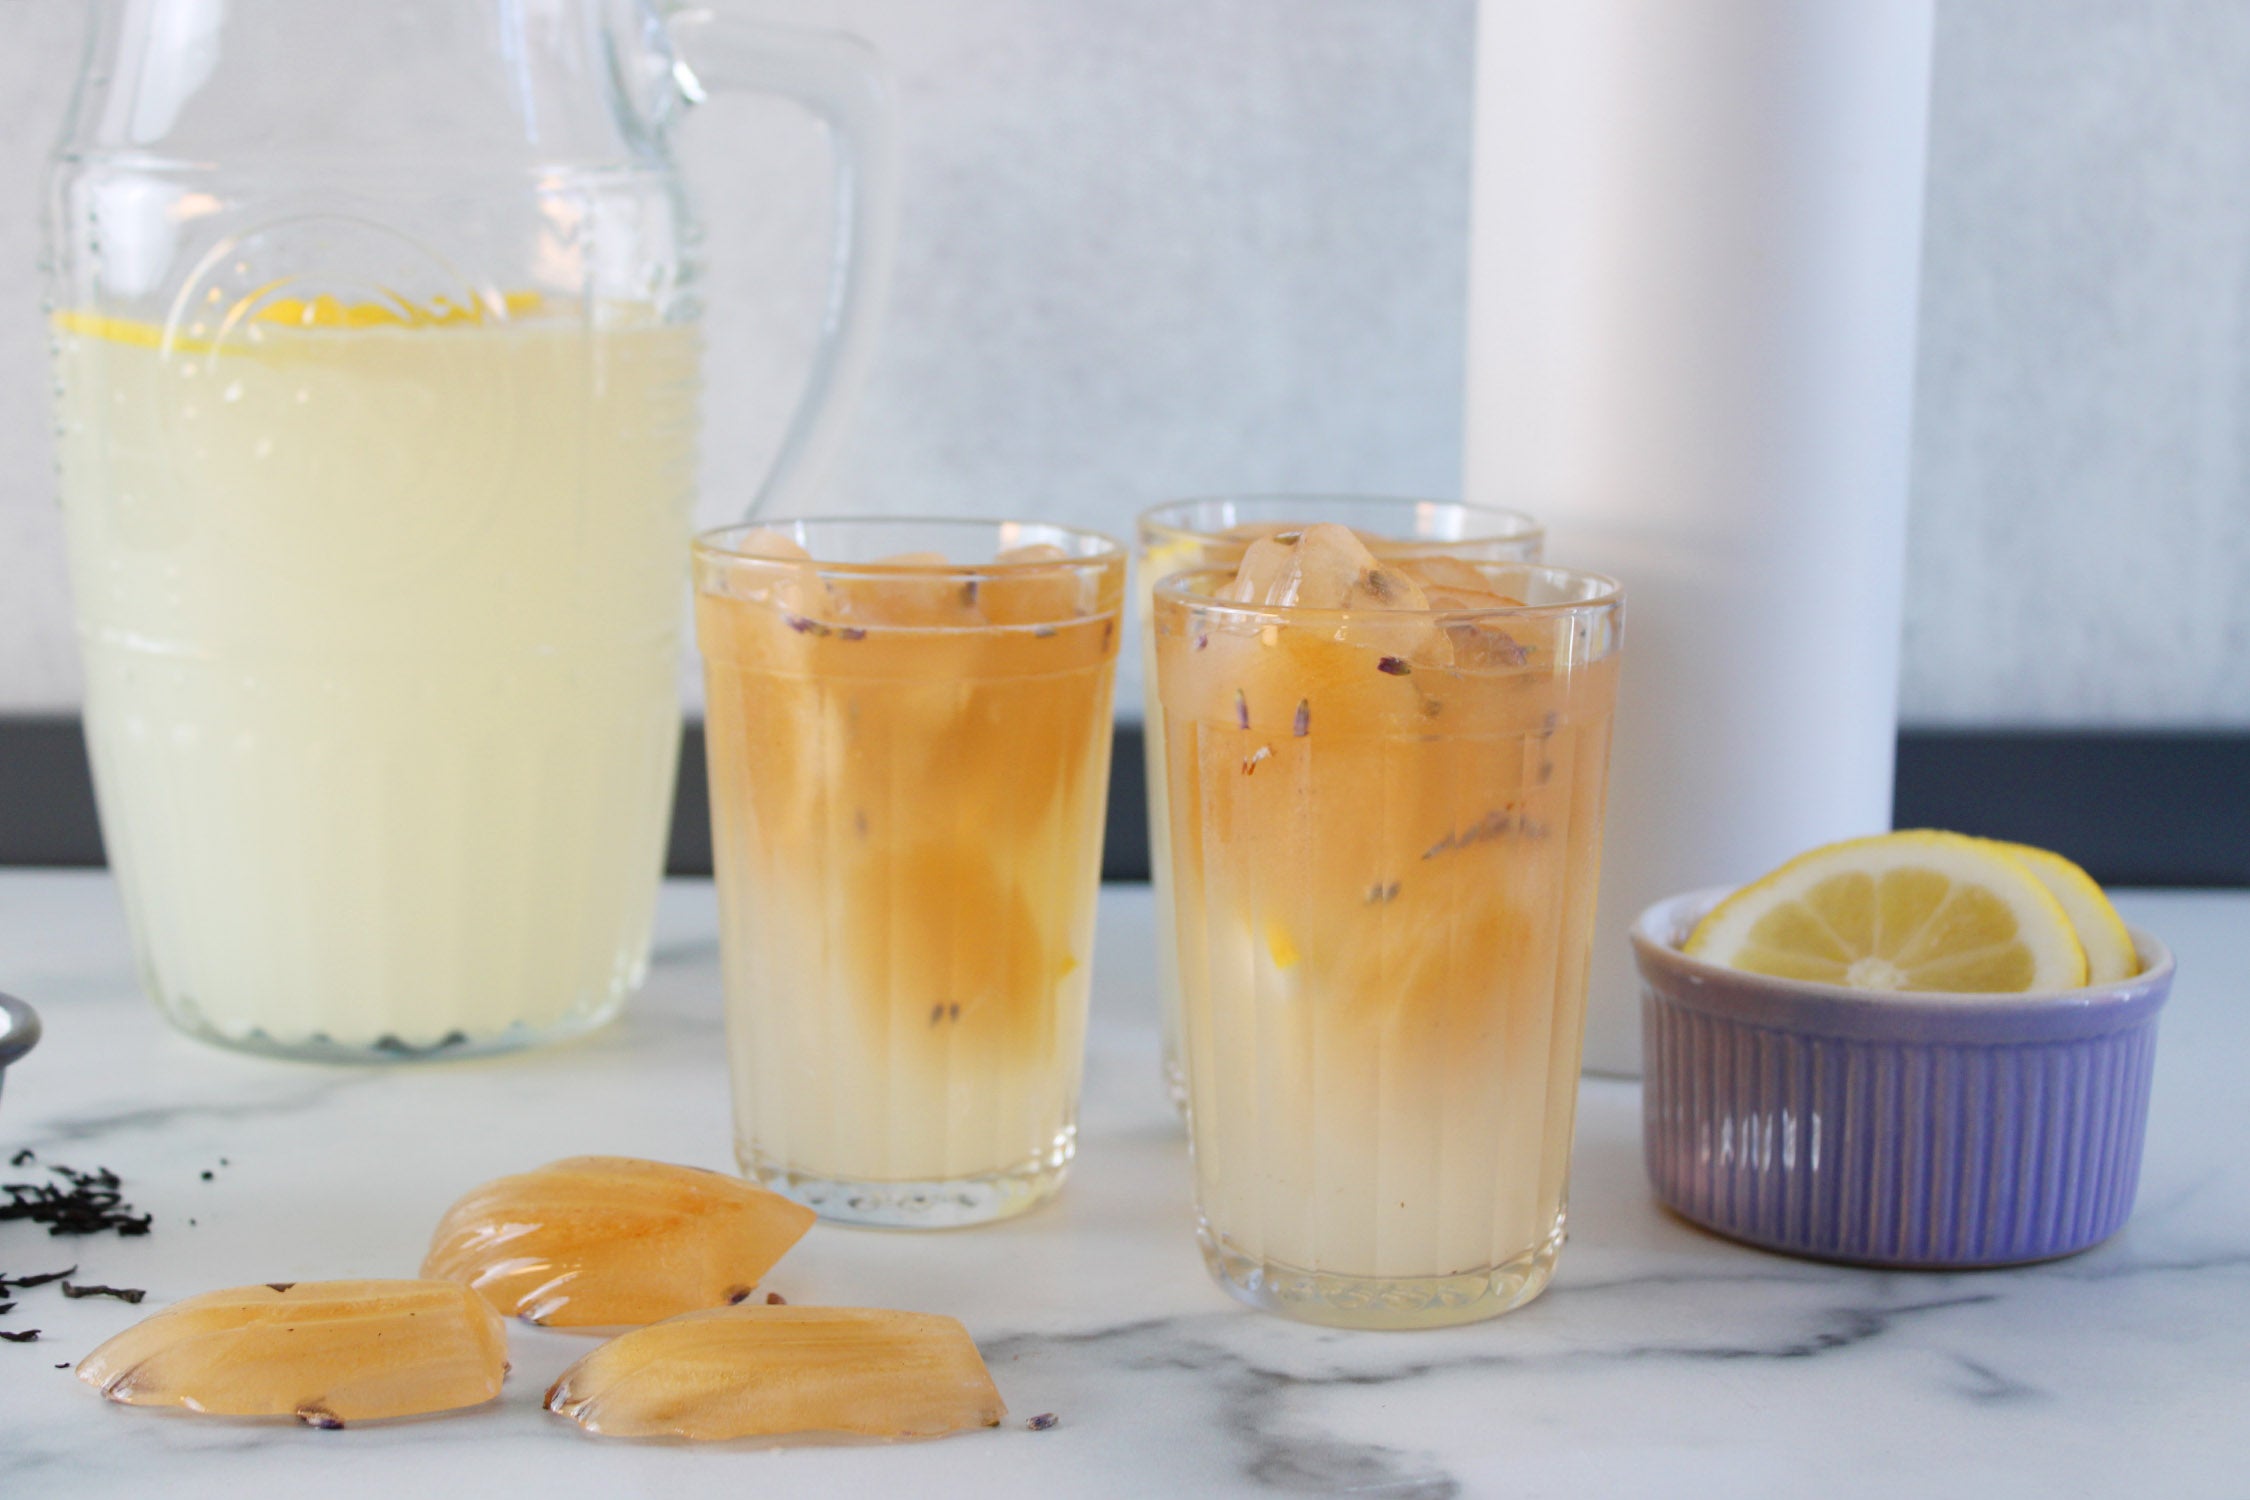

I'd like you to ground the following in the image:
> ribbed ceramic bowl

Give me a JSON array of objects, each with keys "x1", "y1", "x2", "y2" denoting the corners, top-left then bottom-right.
[
  {"x1": 0, "y1": 993, "x2": 39, "y2": 1111},
  {"x1": 1634, "y1": 889, "x2": 2171, "y2": 1268}
]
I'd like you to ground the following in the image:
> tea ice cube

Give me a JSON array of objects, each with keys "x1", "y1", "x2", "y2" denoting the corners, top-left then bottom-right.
[
  {"x1": 830, "y1": 551, "x2": 985, "y2": 627},
  {"x1": 735, "y1": 528, "x2": 812, "y2": 561},
  {"x1": 543, "y1": 1305, "x2": 1006, "y2": 1441},
  {"x1": 76, "y1": 1279, "x2": 506, "y2": 1426},
  {"x1": 719, "y1": 526, "x2": 833, "y2": 619},
  {"x1": 1390, "y1": 553, "x2": 1493, "y2": 594},
  {"x1": 1216, "y1": 535, "x2": 1297, "y2": 603},
  {"x1": 980, "y1": 542, "x2": 1085, "y2": 625},
  {"x1": 1277, "y1": 522, "x2": 1380, "y2": 608},
  {"x1": 422, "y1": 1155, "x2": 815, "y2": 1327}
]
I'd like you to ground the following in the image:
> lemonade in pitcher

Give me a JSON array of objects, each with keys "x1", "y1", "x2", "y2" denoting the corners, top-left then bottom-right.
[
  {"x1": 43, "y1": 0, "x2": 896, "y2": 1057},
  {"x1": 52, "y1": 300, "x2": 700, "y2": 1053}
]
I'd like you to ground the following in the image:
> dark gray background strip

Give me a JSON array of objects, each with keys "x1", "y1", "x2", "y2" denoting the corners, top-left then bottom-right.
[{"x1": 1, "y1": 716, "x2": 2243, "y2": 887}]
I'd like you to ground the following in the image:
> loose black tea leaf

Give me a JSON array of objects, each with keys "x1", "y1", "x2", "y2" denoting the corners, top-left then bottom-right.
[
  {"x1": 61, "y1": 1283, "x2": 146, "y2": 1304},
  {"x1": 1, "y1": 1267, "x2": 78, "y2": 1291},
  {"x1": 838, "y1": 626, "x2": 868, "y2": 642},
  {"x1": 1234, "y1": 689, "x2": 1249, "y2": 730},
  {"x1": 765, "y1": 1291, "x2": 787, "y2": 1305},
  {"x1": 0, "y1": 1329, "x2": 39, "y2": 1343},
  {"x1": 1026, "y1": 1412, "x2": 1059, "y2": 1431},
  {"x1": 8, "y1": 1149, "x2": 32, "y2": 1168},
  {"x1": 296, "y1": 1404, "x2": 346, "y2": 1431},
  {"x1": 1376, "y1": 656, "x2": 1412, "y2": 676},
  {"x1": 1292, "y1": 699, "x2": 1310, "y2": 737},
  {"x1": 1, "y1": 1162, "x2": 152, "y2": 1237}
]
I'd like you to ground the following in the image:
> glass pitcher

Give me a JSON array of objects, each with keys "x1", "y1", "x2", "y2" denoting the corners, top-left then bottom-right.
[{"x1": 43, "y1": 0, "x2": 896, "y2": 1060}]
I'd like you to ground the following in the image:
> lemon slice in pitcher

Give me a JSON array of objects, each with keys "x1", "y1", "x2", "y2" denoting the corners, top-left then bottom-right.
[{"x1": 1685, "y1": 830, "x2": 2088, "y2": 993}]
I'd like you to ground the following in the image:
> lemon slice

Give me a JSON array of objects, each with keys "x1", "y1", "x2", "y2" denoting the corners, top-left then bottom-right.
[
  {"x1": 1988, "y1": 840, "x2": 2137, "y2": 983},
  {"x1": 1685, "y1": 830, "x2": 2088, "y2": 994},
  {"x1": 53, "y1": 291, "x2": 546, "y2": 352}
]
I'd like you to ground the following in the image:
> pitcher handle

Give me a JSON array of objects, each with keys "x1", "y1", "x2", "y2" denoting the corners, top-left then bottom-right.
[{"x1": 664, "y1": 12, "x2": 899, "y2": 517}]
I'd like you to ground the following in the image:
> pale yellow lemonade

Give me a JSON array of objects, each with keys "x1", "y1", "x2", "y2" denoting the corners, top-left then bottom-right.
[
  {"x1": 52, "y1": 299, "x2": 699, "y2": 1052},
  {"x1": 696, "y1": 527, "x2": 1123, "y2": 1226},
  {"x1": 1155, "y1": 526, "x2": 1620, "y2": 1326}
]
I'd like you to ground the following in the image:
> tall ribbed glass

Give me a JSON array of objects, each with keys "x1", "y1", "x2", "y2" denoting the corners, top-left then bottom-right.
[
  {"x1": 1134, "y1": 498, "x2": 1544, "y2": 1113},
  {"x1": 1153, "y1": 561, "x2": 1621, "y2": 1326},
  {"x1": 696, "y1": 520, "x2": 1124, "y2": 1228}
]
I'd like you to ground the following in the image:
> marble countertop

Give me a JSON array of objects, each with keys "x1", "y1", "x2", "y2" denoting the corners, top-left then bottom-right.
[{"x1": 1, "y1": 872, "x2": 2244, "y2": 1498}]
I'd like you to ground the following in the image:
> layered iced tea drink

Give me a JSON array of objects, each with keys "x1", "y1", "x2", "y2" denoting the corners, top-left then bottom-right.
[
  {"x1": 695, "y1": 520, "x2": 1124, "y2": 1227},
  {"x1": 1135, "y1": 498, "x2": 1543, "y2": 1111},
  {"x1": 1153, "y1": 527, "x2": 1621, "y2": 1326}
]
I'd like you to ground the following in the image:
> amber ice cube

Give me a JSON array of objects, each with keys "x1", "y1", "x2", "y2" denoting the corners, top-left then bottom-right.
[
  {"x1": 422, "y1": 1155, "x2": 816, "y2": 1327},
  {"x1": 545, "y1": 1304, "x2": 1006, "y2": 1442},
  {"x1": 75, "y1": 1279, "x2": 506, "y2": 1426}
]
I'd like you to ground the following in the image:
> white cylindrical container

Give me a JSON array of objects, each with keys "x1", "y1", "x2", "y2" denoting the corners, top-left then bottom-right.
[{"x1": 1464, "y1": 0, "x2": 1935, "y2": 1074}]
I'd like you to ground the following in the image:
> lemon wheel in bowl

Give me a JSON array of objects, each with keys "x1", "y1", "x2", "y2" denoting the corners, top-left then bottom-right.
[
  {"x1": 1987, "y1": 840, "x2": 2138, "y2": 985},
  {"x1": 1683, "y1": 830, "x2": 2091, "y2": 994}
]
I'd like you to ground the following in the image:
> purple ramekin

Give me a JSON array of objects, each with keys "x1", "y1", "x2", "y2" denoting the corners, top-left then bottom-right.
[{"x1": 1633, "y1": 889, "x2": 2172, "y2": 1268}]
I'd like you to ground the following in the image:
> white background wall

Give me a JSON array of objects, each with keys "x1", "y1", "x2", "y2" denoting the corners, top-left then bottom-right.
[{"x1": 0, "y1": 0, "x2": 2244, "y2": 726}]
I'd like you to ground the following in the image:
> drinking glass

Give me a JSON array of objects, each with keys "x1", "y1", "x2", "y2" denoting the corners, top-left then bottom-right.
[
  {"x1": 1153, "y1": 559, "x2": 1621, "y2": 1326},
  {"x1": 1134, "y1": 497, "x2": 1543, "y2": 1110},
  {"x1": 696, "y1": 519, "x2": 1125, "y2": 1227}
]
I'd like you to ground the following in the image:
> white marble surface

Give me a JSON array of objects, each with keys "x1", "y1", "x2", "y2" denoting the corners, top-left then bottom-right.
[{"x1": 0, "y1": 873, "x2": 2244, "y2": 1498}]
